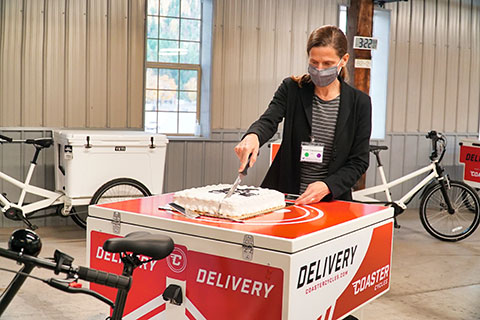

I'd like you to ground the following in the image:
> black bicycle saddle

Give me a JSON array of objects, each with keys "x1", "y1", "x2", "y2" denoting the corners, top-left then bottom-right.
[
  {"x1": 25, "y1": 137, "x2": 54, "y2": 148},
  {"x1": 103, "y1": 231, "x2": 174, "y2": 261},
  {"x1": 369, "y1": 145, "x2": 389, "y2": 152}
]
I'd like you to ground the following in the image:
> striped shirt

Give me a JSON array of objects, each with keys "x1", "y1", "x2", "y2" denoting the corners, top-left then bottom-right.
[{"x1": 300, "y1": 95, "x2": 340, "y2": 193}]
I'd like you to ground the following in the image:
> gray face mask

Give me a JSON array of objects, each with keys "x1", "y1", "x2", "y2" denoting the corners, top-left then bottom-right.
[{"x1": 308, "y1": 60, "x2": 342, "y2": 87}]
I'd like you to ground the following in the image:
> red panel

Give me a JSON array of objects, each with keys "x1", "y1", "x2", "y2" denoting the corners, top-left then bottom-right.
[{"x1": 459, "y1": 145, "x2": 480, "y2": 183}]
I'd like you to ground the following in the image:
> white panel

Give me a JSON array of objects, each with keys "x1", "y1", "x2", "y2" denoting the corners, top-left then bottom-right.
[
  {"x1": 108, "y1": 0, "x2": 129, "y2": 128},
  {"x1": 23, "y1": 0, "x2": 45, "y2": 126},
  {"x1": 87, "y1": 0, "x2": 108, "y2": 127},
  {"x1": 44, "y1": 0, "x2": 66, "y2": 127},
  {"x1": 468, "y1": 4, "x2": 480, "y2": 133},
  {"x1": 256, "y1": 0, "x2": 276, "y2": 118},
  {"x1": 290, "y1": 0, "x2": 309, "y2": 77},
  {"x1": 418, "y1": 0, "x2": 437, "y2": 132},
  {"x1": 391, "y1": 2, "x2": 410, "y2": 132},
  {"x1": 239, "y1": 0, "x2": 259, "y2": 128},
  {"x1": 222, "y1": 0, "x2": 242, "y2": 129},
  {"x1": 323, "y1": 0, "x2": 337, "y2": 26},
  {"x1": 405, "y1": 1, "x2": 423, "y2": 132},
  {"x1": 308, "y1": 0, "x2": 325, "y2": 32},
  {"x1": 274, "y1": 0, "x2": 292, "y2": 85},
  {"x1": 128, "y1": 0, "x2": 146, "y2": 128},
  {"x1": 211, "y1": 0, "x2": 225, "y2": 129},
  {"x1": 459, "y1": 0, "x2": 472, "y2": 48},
  {"x1": 66, "y1": 0, "x2": 87, "y2": 127},
  {"x1": 444, "y1": 0, "x2": 460, "y2": 132},
  {"x1": 457, "y1": 0, "x2": 473, "y2": 132},
  {"x1": 391, "y1": 40, "x2": 409, "y2": 132},
  {"x1": 385, "y1": 2, "x2": 397, "y2": 132},
  {"x1": 456, "y1": 47, "x2": 471, "y2": 132},
  {"x1": 431, "y1": 1, "x2": 448, "y2": 131},
  {"x1": 1, "y1": 1, "x2": 23, "y2": 126}
]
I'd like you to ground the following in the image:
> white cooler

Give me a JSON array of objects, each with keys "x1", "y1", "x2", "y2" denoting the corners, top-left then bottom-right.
[
  {"x1": 87, "y1": 195, "x2": 393, "y2": 320},
  {"x1": 53, "y1": 130, "x2": 168, "y2": 201}
]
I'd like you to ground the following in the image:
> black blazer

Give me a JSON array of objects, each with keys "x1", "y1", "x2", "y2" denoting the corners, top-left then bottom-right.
[{"x1": 246, "y1": 76, "x2": 372, "y2": 200}]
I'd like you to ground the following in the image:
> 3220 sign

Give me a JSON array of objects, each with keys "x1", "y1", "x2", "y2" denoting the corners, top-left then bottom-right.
[{"x1": 353, "y1": 36, "x2": 378, "y2": 50}]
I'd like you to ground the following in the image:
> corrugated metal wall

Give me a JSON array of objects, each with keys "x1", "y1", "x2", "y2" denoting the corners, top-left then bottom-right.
[
  {"x1": 211, "y1": 0, "x2": 480, "y2": 132},
  {"x1": 211, "y1": 0, "x2": 349, "y2": 130},
  {"x1": 0, "y1": 0, "x2": 146, "y2": 128},
  {"x1": 385, "y1": 0, "x2": 480, "y2": 133}
]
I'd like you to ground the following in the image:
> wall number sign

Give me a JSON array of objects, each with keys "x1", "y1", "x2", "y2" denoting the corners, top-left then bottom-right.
[{"x1": 353, "y1": 36, "x2": 378, "y2": 50}]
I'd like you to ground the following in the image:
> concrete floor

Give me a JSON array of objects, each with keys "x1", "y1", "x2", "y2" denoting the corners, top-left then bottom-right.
[{"x1": 0, "y1": 209, "x2": 479, "y2": 320}]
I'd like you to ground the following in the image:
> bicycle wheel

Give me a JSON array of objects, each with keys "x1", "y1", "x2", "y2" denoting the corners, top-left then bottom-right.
[
  {"x1": 91, "y1": 178, "x2": 151, "y2": 205},
  {"x1": 419, "y1": 180, "x2": 480, "y2": 241},
  {"x1": 69, "y1": 205, "x2": 89, "y2": 229},
  {"x1": 71, "y1": 178, "x2": 152, "y2": 229}
]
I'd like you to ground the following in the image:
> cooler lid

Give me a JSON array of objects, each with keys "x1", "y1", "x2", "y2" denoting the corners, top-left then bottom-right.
[
  {"x1": 53, "y1": 130, "x2": 168, "y2": 146},
  {"x1": 89, "y1": 194, "x2": 393, "y2": 254}
]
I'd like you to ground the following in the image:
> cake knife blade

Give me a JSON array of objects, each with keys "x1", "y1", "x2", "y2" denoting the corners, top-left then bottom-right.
[
  {"x1": 224, "y1": 155, "x2": 251, "y2": 199},
  {"x1": 217, "y1": 157, "x2": 250, "y2": 215}
]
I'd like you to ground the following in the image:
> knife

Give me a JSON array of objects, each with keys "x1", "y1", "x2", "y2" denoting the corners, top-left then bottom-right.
[
  {"x1": 224, "y1": 155, "x2": 251, "y2": 199},
  {"x1": 167, "y1": 203, "x2": 200, "y2": 219}
]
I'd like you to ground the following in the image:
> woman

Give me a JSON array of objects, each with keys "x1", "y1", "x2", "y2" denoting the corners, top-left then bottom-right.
[{"x1": 234, "y1": 25, "x2": 372, "y2": 206}]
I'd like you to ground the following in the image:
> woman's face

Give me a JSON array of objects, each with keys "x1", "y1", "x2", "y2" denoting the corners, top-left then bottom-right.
[{"x1": 308, "y1": 46, "x2": 349, "y2": 70}]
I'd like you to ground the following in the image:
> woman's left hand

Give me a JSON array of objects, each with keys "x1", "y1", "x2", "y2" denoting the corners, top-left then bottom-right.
[{"x1": 295, "y1": 181, "x2": 331, "y2": 205}]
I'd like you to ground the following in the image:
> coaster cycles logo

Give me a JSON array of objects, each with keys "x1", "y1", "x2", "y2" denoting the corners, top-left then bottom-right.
[{"x1": 167, "y1": 247, "x2": 187, "y2": 273}]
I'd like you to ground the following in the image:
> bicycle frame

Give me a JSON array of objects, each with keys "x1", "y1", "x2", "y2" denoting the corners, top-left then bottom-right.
[
  {"x1": 353, "y1": 161, "x2": 440, "y2": 210},
  {"x1": 0, "y1": 161, "x2": 64, "y2": 215}
]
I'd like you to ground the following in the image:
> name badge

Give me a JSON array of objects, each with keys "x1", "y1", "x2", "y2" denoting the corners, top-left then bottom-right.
[{"x1": 300, "y1": 143, "x2": 324, "y2": 163}]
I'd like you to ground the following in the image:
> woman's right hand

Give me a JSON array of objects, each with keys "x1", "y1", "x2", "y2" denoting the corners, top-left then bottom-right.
[{"x1": 234, "y1": 134, "x2": 260, "y2": 172}]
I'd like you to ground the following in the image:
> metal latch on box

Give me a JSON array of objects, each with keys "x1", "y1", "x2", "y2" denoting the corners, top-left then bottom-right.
[
  {"x1": 242, "y1": 234, "x2": 254, "y2": 261},
  {"x1": 112, "y1": 211, "x2": 121, "y2": 234}
]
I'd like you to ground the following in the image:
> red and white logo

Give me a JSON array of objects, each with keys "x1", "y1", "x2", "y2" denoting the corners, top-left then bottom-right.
[{"x1": 167, "y1": 246, "x2": 187, "y2": 273}]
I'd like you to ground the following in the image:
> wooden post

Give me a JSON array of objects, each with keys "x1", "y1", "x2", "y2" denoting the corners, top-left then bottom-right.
[{"x1": 347, "y1": 0, "x2": 374, "y2": 191}]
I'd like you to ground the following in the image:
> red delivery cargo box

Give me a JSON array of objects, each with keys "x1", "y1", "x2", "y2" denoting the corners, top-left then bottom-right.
[
  {"x1": 459, "y1": 138, "x2": 480, "y2": 189},
  {"x1": 87, "y1": 194, "x2": 393, "y2": 320}
]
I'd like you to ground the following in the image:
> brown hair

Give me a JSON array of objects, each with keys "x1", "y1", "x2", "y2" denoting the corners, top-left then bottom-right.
[{"x1": 292, "y1": 25, "x2": 349, "y2": 86}]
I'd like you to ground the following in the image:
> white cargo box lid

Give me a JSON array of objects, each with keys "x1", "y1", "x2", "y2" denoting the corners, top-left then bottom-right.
[
  {"x1": 89, "y1": 194, "x2": 393, "y2": 254},
  {"x1": 53, "y1": 130, "x2": 168, "y2": 146},
  {"x1": 460, "y1": 138, "x2": 480, "y2": 146}
]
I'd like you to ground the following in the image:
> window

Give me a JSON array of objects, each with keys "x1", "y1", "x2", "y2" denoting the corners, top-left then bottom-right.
[{"x1": 145, "y1": 0, "x2": 203, "y2": 135}]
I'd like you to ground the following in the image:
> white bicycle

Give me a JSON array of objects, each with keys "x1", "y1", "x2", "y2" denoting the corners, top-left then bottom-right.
[
  {"x1": 353, "y1": 131, "x2": 480, "y2": 241},
  {"x1": 0, "y1": 134, "x2": 151, "y2": 229}
]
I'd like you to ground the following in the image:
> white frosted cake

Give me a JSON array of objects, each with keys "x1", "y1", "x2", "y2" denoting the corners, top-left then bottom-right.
[{"x1": 173, "y1": 184, "x2": 285, "y2": 219}]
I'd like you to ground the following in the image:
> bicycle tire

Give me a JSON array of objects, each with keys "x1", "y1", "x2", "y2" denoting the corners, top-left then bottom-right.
[
  {"x1": 70, "y1": 178, "x2": 152, "y2": 229},
  {"x1": 419, "y1": 180, "x2": 480, "y2": 241},
  {"x1": 69, "y1": 206, "x2": 89, "y2": 229}
]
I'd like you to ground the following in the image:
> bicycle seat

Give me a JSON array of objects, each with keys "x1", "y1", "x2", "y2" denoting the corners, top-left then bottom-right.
[
  {"x1": 26, "y1": 138, "x2": 54, "y2": 148},
  {"x1": 103, "y1": 231, "x2": 174, "y2": 261},
  {"x1": 369, "y1": 145, "x2": 388, "y2": 152}
]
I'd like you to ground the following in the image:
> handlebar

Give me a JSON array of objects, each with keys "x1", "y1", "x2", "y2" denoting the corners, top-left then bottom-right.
[
  {"x1": 0, "y1": 247, "x2": 131, "y2": 290},
  {"x1": 426, "y1": 130, "x2": 446, "y2": 162}
]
